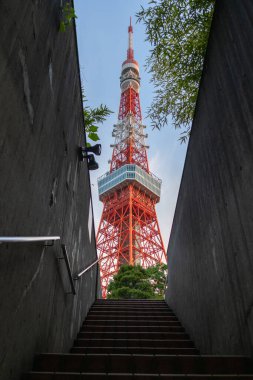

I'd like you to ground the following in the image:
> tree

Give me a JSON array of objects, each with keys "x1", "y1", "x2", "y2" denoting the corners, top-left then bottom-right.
[
  {"x1": 107, "y1": 264, "x2": 168, "y2": 299},
  {"x1": 137, "y1": 0, "x2": 214, "y2": 142}
]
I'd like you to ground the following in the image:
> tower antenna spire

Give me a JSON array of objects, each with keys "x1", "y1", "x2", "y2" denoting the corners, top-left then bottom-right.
[{"x1": 127, "y1": 16, "x2": 134, "y2": 59}]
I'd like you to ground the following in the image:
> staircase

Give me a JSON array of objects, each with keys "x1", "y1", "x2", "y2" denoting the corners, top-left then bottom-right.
[{"x1": 25, "y1": 299, "x2": 253, "y2": 379}]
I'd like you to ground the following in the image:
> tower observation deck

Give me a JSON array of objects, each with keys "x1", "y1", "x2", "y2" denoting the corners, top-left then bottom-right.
[{"x1": 97, "y1": 19, "x2": 166, "y2": 298}]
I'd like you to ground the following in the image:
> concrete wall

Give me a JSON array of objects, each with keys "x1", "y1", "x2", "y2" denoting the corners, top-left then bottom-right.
[
  {"x1": 0, "y1": 1, "x2": 98, "y2": 379},
  {"x1": 166, "y1": 0, "x2": 253, "y2": 356}
]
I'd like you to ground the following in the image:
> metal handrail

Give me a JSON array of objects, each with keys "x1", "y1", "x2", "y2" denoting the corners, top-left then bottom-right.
[
  {"x1": 0, "y1": 237, "x2": 100, "y2": 296},
  {"x1": 74, "y1": 258, "x2": 99, "y2": 280},
  {"x1": 75, "y1": 252, "x2": 115, "y2": 280},
  {"x1": 60, "y1": 245, "x2": 76, "y2": 295},
  {"x1": 0, "y1": 236, "x2": 60, "y2": 244},
  {"x1": 0, "y1": 237, "x2": 76, "y2": 294}
]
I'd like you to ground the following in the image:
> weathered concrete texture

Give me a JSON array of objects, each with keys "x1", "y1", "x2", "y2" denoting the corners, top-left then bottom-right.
[
  {"x1": 0, "y1": 1, "x2": 98, "y2": 379},
  {"x1": 166, "y1": 0, "x2": 253, "y2": 356}
]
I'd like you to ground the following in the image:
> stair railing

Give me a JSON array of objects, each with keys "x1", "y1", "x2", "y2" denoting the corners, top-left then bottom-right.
[
  {"x1": 0, "y1": 236, "x2": 60, "y2": 245},
  {"x1": 0, "y1": 237, "x2": 76, "y2": 294},
  {"x1": 74, "y1": 257, "x2": 99, "y2": 280},
  {"x1": 59, "y1": 244, "x2": 76, "y2": 295},
  {"x1": 74, "y1": 251, "x2": 115, "y2": 281},
  {"x1": 0, "y1": 236, "x2": 101, "y2": 296}
]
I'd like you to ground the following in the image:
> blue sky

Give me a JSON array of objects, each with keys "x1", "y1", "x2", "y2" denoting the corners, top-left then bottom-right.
[{"x1": 74, "y1": 0, "x2": 188, "y2": 249}]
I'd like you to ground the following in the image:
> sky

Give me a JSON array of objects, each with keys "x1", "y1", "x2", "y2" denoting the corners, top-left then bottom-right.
[{"x1": 74, "y1": 0, "x2": 188, "y2": 249}]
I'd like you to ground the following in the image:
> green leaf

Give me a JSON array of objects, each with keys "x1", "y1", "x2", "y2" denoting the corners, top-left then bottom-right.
[
  {"x1": 88, "y1": 132, "x2": 100, "y2": 142},
  {"x1": 89, "y1": 125, "x2": 98, "y2": 133}
]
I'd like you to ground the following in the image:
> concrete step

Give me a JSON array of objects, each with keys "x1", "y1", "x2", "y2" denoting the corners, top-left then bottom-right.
[
  {"x1": 86, "y1": 314, "x2": 178, "y2": 321},
  {"x1": 88, "y1": 310, "x2": 175, "y2": 315},
  {"x1": 33, "y1": 354, "x2": 253, "y2": 374},
  {"x1": 73, "y1": 338, "x2": 195, "y2": 348},
  {"x1": 83, "y1": 319, "x2": 182, "y2": 326},
  {"x1": 90, "y1": 308, "x2": 171, "y2": 313},
  {"x1": 70, "y1": 346, "x2": 199, "y2": 355},
  {"x1": 91, "y1": 304, "x2": 171, "y2": 311},
  {"x1": 79, "y1": 325, "x2": 185, "y2": 332},
  {"x1": 92, "y1": 305, "x2": 170, "y2": 308},
  {"x1": 25, "y1": 373, "x2": 253, "y2": 380},
  {"x1": 77, "y1": 331, "x2": 189, "y2": 340},
  {"x1": 94, "y1": 299, "x2": 167, "y2": 304}
]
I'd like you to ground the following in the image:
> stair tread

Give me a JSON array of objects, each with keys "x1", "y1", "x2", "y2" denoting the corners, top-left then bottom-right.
[
  {"x1": 73, "y1": 338, "x2": 195, "y2": 348},
  {"x1": 70, "y1": 347, "x2": 199, "y2": 354},
  {"x1": 86, "y1": 316, "x2": 178, "y2": 319},
  {"x1": 35, "y1": 353, "x2": 252, "y2": 357},
  {"x1": 80, "y1": 326, "x2": 184, "y2": 332},
  {"x1": 77, "y1": 332, "x2": 189, "y2": 339},
  {"x1": 81, "y1": 326, "x2": 184, "y2": 328},
  {"x1": 27, "y1": 371, "x2": 253, "y2": 378},
  {"x1": 70, "y1": 346, "x2": 197, "y2": 350},
  {"x1": 90, "y1": 308, "x2": 171, "y2": 310},
  {"x1": 33, "y1": 353, "x2": 253, "y2": 374},
  {"x1": 89, "y1": 311, "x2": 172, "y2": 314}
]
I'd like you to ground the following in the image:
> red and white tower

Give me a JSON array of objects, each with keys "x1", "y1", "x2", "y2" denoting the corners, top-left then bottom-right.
[{"x1": 97, "y1": 19, "x2": 166, "y2": 298}]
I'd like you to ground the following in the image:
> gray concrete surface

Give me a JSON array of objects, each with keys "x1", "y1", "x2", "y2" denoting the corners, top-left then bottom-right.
[
  {"x1": 0, "y1": 1, "x2": 99, "y2": 379},
  {"x1": 166, "y1": 0, "x2": 253, "y2": 356}
]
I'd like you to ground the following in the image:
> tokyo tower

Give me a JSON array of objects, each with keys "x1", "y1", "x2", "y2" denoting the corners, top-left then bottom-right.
[{"x1": 96, "y1": 19, "x2": 166, "y2": 298}]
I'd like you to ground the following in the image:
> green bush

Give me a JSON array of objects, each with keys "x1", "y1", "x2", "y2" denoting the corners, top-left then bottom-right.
[{"x1": 107, "y1": 264, "x2": 167, "y2": 299}]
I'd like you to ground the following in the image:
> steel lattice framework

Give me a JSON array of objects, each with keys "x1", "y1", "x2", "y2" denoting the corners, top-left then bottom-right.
[{"x1": 97, "y1": 19, "x2": 166, "y2": 298}]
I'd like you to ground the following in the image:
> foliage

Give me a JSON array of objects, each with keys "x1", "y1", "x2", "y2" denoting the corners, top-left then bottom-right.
[
  {"x1": 145, "y1": 263, "x2": 168, "y2": 298},
  {"x1": 107, "y1": 264, "x2": 168, "y2": 299},
  {"x1": 107, "y1": 265, "x2": 154, "y2": 299},
  {"x1": 137, "y1": 0, "x2": 215, "y2": 142},
  {"x1": 59, "y1": 2, "x2": 77, "y2": 32},
  {"x1": 82, "y1": 95, "x2": 112, "y2": 147}
]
